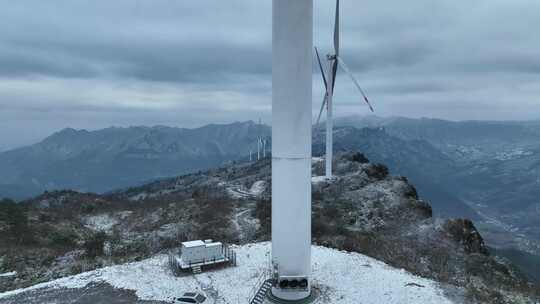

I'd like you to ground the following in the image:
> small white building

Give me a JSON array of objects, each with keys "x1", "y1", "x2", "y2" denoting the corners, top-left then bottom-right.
[
  {"x1": 180, "y1": 240, "x2": 224, "y2": 265},
  {"x1": 169, "y1": 239, "x2": 236, "y2": 274}
]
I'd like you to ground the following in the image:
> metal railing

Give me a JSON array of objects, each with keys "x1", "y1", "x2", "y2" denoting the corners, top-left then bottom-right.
[
  {"x1": 247, "y1": 254, "x2": 274, "y2": 303},
  {"x1": 168, "y1": 243, "x2": 237, "y2": 276},
  {"x1": 247, "y1": 267, "x2": 271, "y2": 303}
]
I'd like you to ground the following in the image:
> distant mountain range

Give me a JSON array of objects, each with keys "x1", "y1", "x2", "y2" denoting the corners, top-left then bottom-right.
[
  {"x1": 0, "y1": 121, "x2": 269, "y2": 199},
  {"x1": 334, "y1": 116, "x2": 540, "y2": 257},
  {"x1": 0, "y1": 120, "x2": 472, "y2": 219},
  {"x1": 336, "y1": 116, "x2": 540, "y2": 161},
  {"x1": 2, "y1": 116, "x2": 540, "y2": 262}
]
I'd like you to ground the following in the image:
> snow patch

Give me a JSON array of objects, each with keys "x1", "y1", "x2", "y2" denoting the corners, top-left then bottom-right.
[
  {"x1": 129, "y1": 192, "x2": 148, "y2": 201},
  {"x1": 0, "y1": 243, "x2": 454, "y2": 304},
  {"x1": 116, "y1": 210, "x2": 133, "y2": 219},
  {"x1": 312, "y1": 157, "x2": 324, "y2": 163},
  {"x1": 249, "y1": 181, "x2": 266, "y2": 196},
  {"x1": 83, "y1": 214, "x2": 118, "y2": 233},
  {"x1": 0, "y1": 272, "x2": 16, "y2": 278},
  {"x1": 312, "y1": 176, "x2": 331, "y2": 184},
  {"x1": 494, "y1": 149, "x2": 533, "y2": 161},
  {"x1": 227, "y1": 181, "x2": 266, "y2": 199}
]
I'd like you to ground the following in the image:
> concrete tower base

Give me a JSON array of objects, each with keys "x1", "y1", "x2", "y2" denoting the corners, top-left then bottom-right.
[{"x1": 264, "y1": 290, "x2": 317, "y2": 304}]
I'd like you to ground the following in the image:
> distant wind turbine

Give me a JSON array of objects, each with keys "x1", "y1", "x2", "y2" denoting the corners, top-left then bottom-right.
[
  {"x1": 257, "y1": 138, "x2": 261, "y2": 160},
  {"x1": 256, "y1": 118, "x2": 269, "y2": 160},
  {"x1": 315, "y1": 0, "x2": 374, "y2": 178}
]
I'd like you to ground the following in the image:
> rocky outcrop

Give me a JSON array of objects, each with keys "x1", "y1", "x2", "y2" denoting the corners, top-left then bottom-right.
[{"x1": 443, "y1": 219, "x2": 489, "y2": 255}]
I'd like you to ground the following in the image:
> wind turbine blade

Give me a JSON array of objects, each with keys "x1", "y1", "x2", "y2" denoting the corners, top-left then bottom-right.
[
  {"x1": 316, "y1": 93, "x2": 328, "y2": 125},
  {"x1": 334, "y1": 0, "x2": 340, "y2": 57},
  {"x1": 337, "y1": 56, "x2": 374, "y2": 112},
  {"x1": 314, "y1": 47, "x2": 328, "y2": 89}
]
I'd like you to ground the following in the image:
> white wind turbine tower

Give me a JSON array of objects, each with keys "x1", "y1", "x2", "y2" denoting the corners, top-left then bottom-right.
[
  {"x1": 271, "y1": 0, "x2": 312, "y2": 301},
  {"x1": 257, "y1": 118, "x2": 264, "y2": 160},
  {"x1": 262, "y1": 138, "x2": 267, "y2": 158},
  {"x1": 257, "y1": 138, "x2": 261, "y2": 160},
  {"x1": 257, "y1": 137, "x2": 267, "y2": 160},
  {"x1": 315, "y1": 0, "x2": 374, "y2": 178}
]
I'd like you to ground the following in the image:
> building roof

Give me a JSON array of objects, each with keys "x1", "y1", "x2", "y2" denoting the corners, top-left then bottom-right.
[
  {"x1": 182, "y1": 240, "x2": 205, "y2": 248},
  {"x1": 206, "y1": 242, "x2": 222, "y2": 247}
]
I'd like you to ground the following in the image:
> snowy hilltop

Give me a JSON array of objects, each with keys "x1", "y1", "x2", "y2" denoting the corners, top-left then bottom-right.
[
  {"x1": 0, "y1": 152, "x2": 538, "y2": 303},
  {"x1": 0, "y1": 243, "x2": 456, "y2": 304}
]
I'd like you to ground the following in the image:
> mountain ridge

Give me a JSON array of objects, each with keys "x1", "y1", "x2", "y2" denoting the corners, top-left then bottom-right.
[
  {"x1": 0, "y1": 121, "x2": 270, "y2": 199},
  {"x1": 0, "y1": 152, "x2": 537, "y2": 303}
]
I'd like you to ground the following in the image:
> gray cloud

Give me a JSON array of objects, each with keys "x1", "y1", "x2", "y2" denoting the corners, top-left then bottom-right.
[{"x1": 0, "y1": 0, "x2": 539, "y2": 150}]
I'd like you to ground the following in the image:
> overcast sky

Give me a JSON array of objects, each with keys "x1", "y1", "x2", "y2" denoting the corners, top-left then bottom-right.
[{"x1": 1, "y1": 0, "x2": 540, "y2": 150}]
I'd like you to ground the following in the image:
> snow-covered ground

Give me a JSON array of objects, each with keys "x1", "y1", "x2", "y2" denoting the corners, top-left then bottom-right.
[
  {"x1": 227, "y1": 181, "x2": 267, "y2": 199},
  {"x1": 311, "y1": 176, "x2": 331, "y2": 184},
  {"x1": 82, "y1": 214, "x2": 118, "y2": 233},
  {"x1": 249, "y1": 181, "x2": 266, "y2": 196},
  {"x1": 0, "y1": 243, "x2": 454, "y2": 304},
  {"x1": 312, "y1": 157, "x2": 324, "y2": 163},
  {"x1": 494, "y1": 149, "x2": 533, "y2": 161},
  {"x1": 0, "y1": 272, "x2": 16, "y2": 278}
]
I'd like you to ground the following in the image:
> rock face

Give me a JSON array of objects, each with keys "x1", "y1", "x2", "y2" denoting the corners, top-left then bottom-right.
[
  {"x1": 443, "y1": 219, "x2": 489, "y2": 255},
  {"x1": 313, "y1": 126, "x2": 482, "y2": 221},
  {"x1": 0, "y1": 151, "x2": 538, "y2": 303}
]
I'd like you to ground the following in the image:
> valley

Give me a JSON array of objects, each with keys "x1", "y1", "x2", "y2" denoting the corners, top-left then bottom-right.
[{"x1": 334, "y1": 116, "x2": 540, "y2": 279}]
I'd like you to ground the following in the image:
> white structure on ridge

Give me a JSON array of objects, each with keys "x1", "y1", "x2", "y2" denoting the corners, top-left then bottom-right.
[
  {"x1": 261, "y1": 138, "x2": 267, "y2": 159},
  {"x1": 256, "y1": 119, "x2": 267, "y2": 160},
  {"x1": 271, "y1": 0, "x2": 313, "y2": 301},
  {"x1": 179, "y1": 240, "x2": 223, "y2": 265},
  {"x1": 257, "y1": 138, "x2": 261, "y2": 160},
  {"x1": 315, "y1": 0, "x2": 374, "y2": 178}
]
